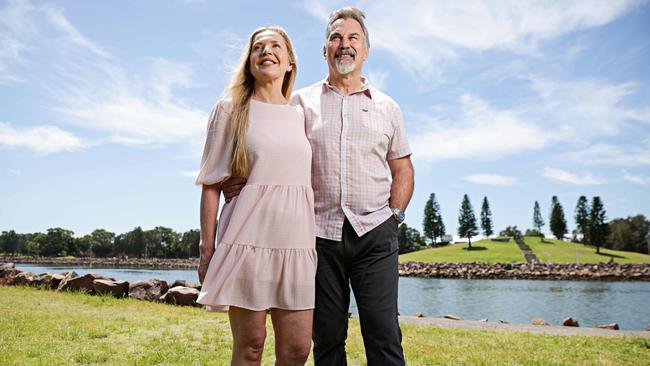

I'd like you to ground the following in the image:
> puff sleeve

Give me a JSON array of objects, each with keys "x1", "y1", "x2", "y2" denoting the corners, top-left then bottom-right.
[{"x1": 195, "y1": 99, "x2": 233, "y2": 186}]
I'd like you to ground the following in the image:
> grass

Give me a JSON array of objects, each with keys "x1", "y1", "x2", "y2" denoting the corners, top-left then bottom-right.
[
  {"x1": 399, "y1": 239, "x2": 526, "y2": 264},
  {"x1": 1, "y1": 286, "x2": 649, "y2": 365},
  {"x1": 525, "y1": 237, "x2": 650, "y2": 264}
]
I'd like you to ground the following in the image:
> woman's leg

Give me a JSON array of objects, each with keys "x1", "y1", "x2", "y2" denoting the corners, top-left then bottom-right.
[
  {"x1": 270, "y1": 309, "x2": 313, "y2": 366},
  {"x1": 229, "y1": 306, "x2": 268, "y2": 366}
]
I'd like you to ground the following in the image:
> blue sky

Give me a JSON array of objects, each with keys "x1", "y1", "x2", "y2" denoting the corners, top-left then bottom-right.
[{"x1": 1, "y1": 0, "x2": 649, "y2": 239}]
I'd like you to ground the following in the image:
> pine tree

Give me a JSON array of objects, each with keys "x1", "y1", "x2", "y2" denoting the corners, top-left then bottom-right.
[
  {"x1": 458, "y1": 194, "x2": 478, "y2": 249},
  {"x1": 589, "y1": 196, "x2": 608, "y2": 254},
  {"x1": 549, "y1": 196, "x2": 568, "y2": 240},
  {"x1": 575, "y1": 196, "x2": 590, "y2": 244},
  {"x1": 423, "y1": 193, "x2": 445, "y2": 246},
  {"x1": 533, "y1": 200, "x2": 545, "y2": 235},
  {"x1": 480, "y1": 196, "x2": 493, "y2": 239}
]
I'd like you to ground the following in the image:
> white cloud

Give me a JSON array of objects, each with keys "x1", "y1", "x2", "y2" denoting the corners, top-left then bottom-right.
[
  {"x1": 560, "y1": 143, "x2": 650, "y2": 166},
  {"x1": 623, "y1": 173, "x2": 650, "y2": 185},
  {"x1": 346, "y1": 0, "x2": 641, "y2": 78},
  {"x1": 527, "y1": 77, "x2": 650, "y2": 139},
  {"x1": 0, "y1": 0, "x2": 209, "y2": 147},
  {"x1": 541, "y1": 167, "x2": 606, "y2": 185},
  {"x1": 366, "y1": 68, "x2": 388, "y2": 91},
  {"x1": 410, "y1": 94, "x2": 548, "y2": 161},
  {"x1": 465, "y1": 174, "x2": 517, "y2": 186},
  {"x1": 0, "y1": 122, "x2": 85, "y2": 153},
  {"x1": 181, "y1": 170, "x2": 199, "y2": 178}
]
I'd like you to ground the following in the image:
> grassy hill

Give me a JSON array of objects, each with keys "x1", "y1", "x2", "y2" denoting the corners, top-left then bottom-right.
[
  {"x1": 525, "y1": 237, "x2": 650, "y2": 264},
  {"x1": 399, "y1": 237, "x2": 650, "y2": 264},
  {"x1": 399, "y1": 238, "x2": 525, "y2": 264},
  {"x1": 1, "y1": 286, "x2": 648, "y2": 365}
]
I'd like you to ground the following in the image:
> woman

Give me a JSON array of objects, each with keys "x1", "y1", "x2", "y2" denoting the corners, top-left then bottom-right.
[{"x1": 195, "y1": 27, "x2": 316, "y2": 366}]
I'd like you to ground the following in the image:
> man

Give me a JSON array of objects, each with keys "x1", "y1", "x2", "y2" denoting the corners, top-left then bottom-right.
[{"x1": 224, "y1": 7, "x2": 413, "y2": 365}]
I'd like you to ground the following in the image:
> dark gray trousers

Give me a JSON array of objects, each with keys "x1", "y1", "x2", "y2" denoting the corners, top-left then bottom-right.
[{"x1": 313, "y1": 217, "x2": 404, "y2": 366}]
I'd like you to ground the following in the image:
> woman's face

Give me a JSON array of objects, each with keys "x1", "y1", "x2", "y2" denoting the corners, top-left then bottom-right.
[{"x1": 249, "y1": 30, "x2": 293, "y2": 84}]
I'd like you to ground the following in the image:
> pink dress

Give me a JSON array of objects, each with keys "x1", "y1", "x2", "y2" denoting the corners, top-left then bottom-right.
[{"x1": 195, "y1": 99, "x2": 316, "y2": 312}]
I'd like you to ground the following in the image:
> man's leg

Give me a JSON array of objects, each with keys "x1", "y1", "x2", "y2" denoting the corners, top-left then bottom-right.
[
  {"x1": 312, "y1": 237, "x2": 351, "y2": 366},
  {"x1": 349, "y1": 218, "x2": 404, "y2": 366}
]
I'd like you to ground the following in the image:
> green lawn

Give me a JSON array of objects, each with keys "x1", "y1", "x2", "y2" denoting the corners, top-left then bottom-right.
[
  {"x1": 525, "y1": 236, "x2": 650, "y2": 264},
  {"x1": 399, "y1": 239, "x2": 526, "y2": 264},
  {"x1": 1, "y1": 286, "x2": 649, "y2": 365}
]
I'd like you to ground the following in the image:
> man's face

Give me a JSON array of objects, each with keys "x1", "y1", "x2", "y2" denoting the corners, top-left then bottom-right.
[{"x1": 324, "y1": 18, "x2": 369, "y2": 77}]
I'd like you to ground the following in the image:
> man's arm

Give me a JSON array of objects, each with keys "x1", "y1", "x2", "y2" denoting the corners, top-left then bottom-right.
[
  {"x1": 221, "y1": 177, "x2": 247, "y2": 202},
  {"x1": 388, "y1": 156, "x2": 414, "y2": 211}
]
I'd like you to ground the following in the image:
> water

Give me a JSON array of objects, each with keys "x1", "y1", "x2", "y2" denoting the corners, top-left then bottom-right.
[{"x1": 16, "y1": 264, "x2": 650, "y2": 330}]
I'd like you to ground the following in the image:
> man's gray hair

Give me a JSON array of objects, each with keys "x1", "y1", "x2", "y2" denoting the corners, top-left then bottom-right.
[{"x1": 325, "y1": 7, "x2": 370, "y2": 48}]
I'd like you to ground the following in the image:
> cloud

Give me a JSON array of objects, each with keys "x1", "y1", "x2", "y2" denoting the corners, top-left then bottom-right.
[
  {"x1": 181, "y1": 170, "x2": 199, "y2": 178},
  {"x1": 527, "y1": 77, "x2": 650, "y2": 139},
  {"x1": 410, "y1": 94, "x2": 548, "y2": 161},
  {"x1": 560, "y1": 143, "x2": 650, "y2": 166},
  {"x1": 340, "y1": 0, "x2": 642, "y2": 78},
  {"x1": 0, "y1": 0, "x2": 209, "y2": 147},
  {"x1": 366, "y1": 68, "x2": 388, "y2": 91},
  {"x1": 465, "y1": 174, "x2": 517, "y2": 186},
  {"x1": 623, "y1": 173, "x2": 650, "y2": 185},
  {"x1": 541, "y1": 167, "x2": 606, "y2": 185},
  {"x1": 0, "y1": 122, "x2": 85, "y2": 153}
]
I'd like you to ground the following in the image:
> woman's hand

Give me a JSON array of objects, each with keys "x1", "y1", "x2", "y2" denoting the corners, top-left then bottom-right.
[{"x1": 198, "y1": 241, "x2": 215, "y2": 284}]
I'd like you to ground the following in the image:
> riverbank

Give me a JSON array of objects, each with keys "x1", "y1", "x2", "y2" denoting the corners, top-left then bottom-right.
[
  {"x1": 4, "y1": 255, "x2": 649, "y2": 280},
  {"x1": 1, "y1": 286, "x2": 648, "y2": 365}
]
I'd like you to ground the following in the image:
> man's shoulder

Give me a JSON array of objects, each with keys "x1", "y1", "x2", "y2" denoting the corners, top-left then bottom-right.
[
  {"x1": 292, "y1": 80, "x2": 325, "y2": 99},
  {"x1": 369, "y1": 86, "x2": 399, "y2": 110}
]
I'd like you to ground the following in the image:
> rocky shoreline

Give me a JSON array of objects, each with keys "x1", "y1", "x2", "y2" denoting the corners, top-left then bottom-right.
[
  {"x1": 3, "y1": 256, "x2": 649, "y2": 281},
  {"x1": 399, "y1": 262, "x2": 650, "y2": 281}
]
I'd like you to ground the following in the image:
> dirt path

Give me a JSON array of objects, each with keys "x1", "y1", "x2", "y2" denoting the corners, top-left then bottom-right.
[{"x1": 398, "y1": 316, "x2": 650, "y2": 338}]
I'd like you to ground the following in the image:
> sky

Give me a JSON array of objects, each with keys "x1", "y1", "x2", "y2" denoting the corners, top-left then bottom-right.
[{"x1": 1, "y1": 0, "x2": 649, "y2": 239}]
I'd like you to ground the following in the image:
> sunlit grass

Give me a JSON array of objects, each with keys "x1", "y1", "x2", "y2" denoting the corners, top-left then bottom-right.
[
  {"x1": 399, "y1": 239, "x2": 525, "y2": 264},
  {"x1": 525, "y1": 237, "x2": 650, "y2": 264}
]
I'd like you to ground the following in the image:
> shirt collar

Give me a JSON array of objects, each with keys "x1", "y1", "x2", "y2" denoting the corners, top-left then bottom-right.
[{"x1": 320, "y1": 76, "x2": 373, "y2": 98}]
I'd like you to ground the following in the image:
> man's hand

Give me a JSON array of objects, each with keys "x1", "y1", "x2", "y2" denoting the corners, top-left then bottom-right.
[{"x1": 222, "y1": 177, "x2": 247, "y2": 202}]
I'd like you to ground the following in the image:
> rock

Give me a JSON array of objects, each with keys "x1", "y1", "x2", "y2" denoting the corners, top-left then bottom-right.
[
  {"x1": 0, "y1": 269, "x2": 22, "y2": 285},
  {"x1": 128, "y1": 279, "x2": 169, "y2": 301},
  {"x1": 31, "y1": 273, "x2": 55, "y2": 288},
  {"x1": 532, "y1": 318, "x2": 549, "y2": 326},
  {"x1": 13, "y1": 271, "x2": 36, "y2": 286},
  {"x1": 414, "y1": 312, "x2": 425, "y2": 318},
  {"x1": 58, "y1": 273, "x2": 104, "y2": 294},
  {"x1": 646, "y1": 325, "x2": 650, "y2": 332},
  {"x1": 93, "y1": 279, "x2": 129, "y2": 298},
  {"x1": 348, "y1": 312, "x2": 353, "y2": 319},
  {"x1": 562, "y1": 317, "x2": 579, "y2": 327},
  {"x1": 499, "y1": 320, "x2": 509, "y2": 324},
  {"x1": 160, "y1": 286, "x2": 199, "y2": 306},
  {"x1": 478, "y1": 319, "x2": 488, "y2": 322},
  {"x1": 171, "y1": 279, "x2": 201, "y2": 290},
  {"x1": 1, "y1": 262, "x2": 15, "y2": 269},
  {"x1": 444, "y1": 314, "x2": 462, "y2": 320},
  {"x1": 596, "y1": 323, "x2": 619, "y2": 330}
]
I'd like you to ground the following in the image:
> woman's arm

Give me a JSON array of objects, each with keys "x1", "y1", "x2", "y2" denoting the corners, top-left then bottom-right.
[{"x1": 198, "y1": 183, "x2": 221, "y2": 283}]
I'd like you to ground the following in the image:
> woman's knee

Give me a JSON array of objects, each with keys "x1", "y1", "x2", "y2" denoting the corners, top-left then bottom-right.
[
  {"x1": 277, "y1": 339, "x2": 311, "y2": 364},
  {"x1": 236, "y1": 329, "x2": 267, "y2": 361}
]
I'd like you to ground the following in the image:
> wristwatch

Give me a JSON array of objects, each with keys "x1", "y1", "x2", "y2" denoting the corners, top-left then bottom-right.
[{"x1": 391, "y1": 207, "x2": 405, "y2": 223}]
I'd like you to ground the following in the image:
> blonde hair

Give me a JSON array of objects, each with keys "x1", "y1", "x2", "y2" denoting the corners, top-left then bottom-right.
[{"x1": 227, "y1": 27, "x2": 297, "y2": 177}]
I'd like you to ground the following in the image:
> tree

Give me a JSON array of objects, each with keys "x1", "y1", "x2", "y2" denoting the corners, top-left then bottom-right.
[
  {"x1": 87, "y1": 229, "x2": 116, "y2": 257},
  {"x1": 549, "y1": 196, "x2": 568, "y2": 240},
  {"x1": 458, "y1": 194, "x2": 478, "y2": 249},
  {"x1": 575, "y1": 196, "x2": 590, "y2": 244},
  {"x1": 398, "y1": 223, "x2": 425, "y2": 254},
  {"x1": 588, "y1": 196, "x2": 608, "y2": 254},
  {"x1": 480, "y1": 196, "x2": 493, "y2": 239},
  {"x1": 0, "y1": 230, "x2": 19, "y2": 255},
  {"x1": 39, "y1": 228, "x2": 75, "y2": 257},
  {"x1": 532, "y1": 201, "x2": 545, "y2": 236},
  {"x1": 423, "y1": 193, "x2": 445, "y2": 246},
  {"x1": 606, "y1": 215, "x2": 650, "y2": 254}
]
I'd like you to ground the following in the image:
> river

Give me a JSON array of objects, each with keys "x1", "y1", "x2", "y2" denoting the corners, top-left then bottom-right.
[{"x1": 15, "y1": 264, "x2": 650, "y2": 331}]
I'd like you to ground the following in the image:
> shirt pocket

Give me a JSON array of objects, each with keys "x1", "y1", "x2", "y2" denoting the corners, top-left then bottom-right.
[{"x1": 357, "y1": 105, "x2": 391, "y2": 156}]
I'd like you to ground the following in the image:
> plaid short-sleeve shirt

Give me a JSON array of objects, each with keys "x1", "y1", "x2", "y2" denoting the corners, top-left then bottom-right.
[{"x1": 291, "y1": 78, "x2": 412, "y2": 241}]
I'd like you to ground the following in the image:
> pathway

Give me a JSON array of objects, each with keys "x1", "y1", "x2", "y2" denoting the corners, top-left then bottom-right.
[{"x1": 514, "y1": 235, "x2": 539, "y2": 263}]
